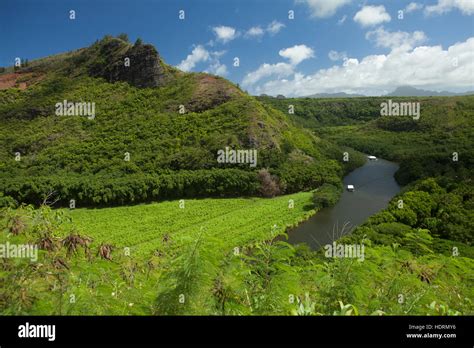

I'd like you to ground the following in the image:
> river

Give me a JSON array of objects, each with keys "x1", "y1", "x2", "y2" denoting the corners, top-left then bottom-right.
[{"x1": 287, "y1": 157, "x2": 401, "y2": 249}]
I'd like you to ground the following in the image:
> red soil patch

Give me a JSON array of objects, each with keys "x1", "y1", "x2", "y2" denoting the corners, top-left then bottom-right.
[
  {"x1": 195, "y1": 75, "x2": 237, "y2": 95},
  {"x1": 188, "y1": 75, "x2": 240, "y2": 112},
  {"x1": 0, "y1": 73, "x2": 21, "y2": 90},
  {"x1": 0, "y1": 72, "x2": 42, "y2": 90}
]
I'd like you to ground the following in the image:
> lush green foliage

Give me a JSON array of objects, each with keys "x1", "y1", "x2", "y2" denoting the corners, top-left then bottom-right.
[
  {"x1": 1, "y1": 198, "x2": 471, "y2": 316},
  {"x1": 1, "y1": 170, "x2": 261, "y2": 206},
  {"x1": 315, "y1": 97, "x2": 474, "y2": 185},
  {"x1": 1, "y1": 36, "x2": 472, "y2": 317},
  {"x1": 258, "y1": 95, "x2": 474, "y2": 316},
  {"x1": 312, "y1": 183, "x2": 341, "y2": 208},
  {"x1": 256, "y1": 96, "x2": 383, "y2": 128},
  {"x1": 0, "y1": 37, "x2": 352, "y2": 206},
  {"x1": 68, "y1": 192, "x2": 316, "y2": 257},
  {"x1": 345, "y1": 178, "x2": 473, "y2": 253}
]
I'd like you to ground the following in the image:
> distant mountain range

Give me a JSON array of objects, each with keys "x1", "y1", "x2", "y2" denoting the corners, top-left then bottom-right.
[
  {"x1": 301, "y1": 86, "x2": 474, "y2": 98},
  {"x1": 386, "y1": 86, "x2": 474, "y2": 97},
  {"x1": 305, "y1": 92, "x2": 366, "y2": 98}
]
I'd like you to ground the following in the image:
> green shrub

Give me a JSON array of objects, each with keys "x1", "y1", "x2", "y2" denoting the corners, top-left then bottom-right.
[{"x1": 312, "y1": 183, "x2": 341, "y2": 208}]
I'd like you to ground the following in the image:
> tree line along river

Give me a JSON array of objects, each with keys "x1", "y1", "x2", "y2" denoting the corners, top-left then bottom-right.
[{"x1": 288, "y1": 157, "x2": 401, "y2": 249}]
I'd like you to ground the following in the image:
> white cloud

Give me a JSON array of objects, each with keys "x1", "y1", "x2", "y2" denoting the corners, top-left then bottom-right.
[
  {"x1": 242, "y1": 44, "x2": 314, "y2": 89},
  {"x1": 246, "y1": 37, "x2": 474, "y2": 97},
  {"x1": 425, "y1": 0, "x2": 474, "y2": 15},
  {"x1": 267, "y1": 20, "x2": 286, "y2": 35},
  {"x1": 211, "y1": 50, "x2": 226, "y2": 59},
  {"x1": 279, "y1": 44, "x2": 315, "y2": 65},
  {"x1": 328, "y1": 50, "x2": 347, "y2": 61},
  {"x1": 207, "y1": 51, "x2": 228, "y2": 76},
  {"x1": 206, "y1": 61, "x2": 228, "y2": 76},
  {"x1": 212, "y1": 26, "x2": 238, "y2": 43},
  {"x1": 245, "y1": 26, "x2": 265, "y2": 38},
  {"x1": 177, "y1": 45, "x2": 210, "y2": 71},
  {"x1": 337, "y1": 15, "x2": 347, "y2": 25},
  {"x1": 405, "y1": 2, "x2": 423, "y2": 13},
  {"x1": 297, "y1": 0, "x2": 352, "y2": 18},
  {"x1": 353, "y1": 5, "x2": 391, "y2": 27},
  {"x1": 177, "y1": 47, "x2": 228, "y2": 76},
  {"x1": 366, "y1": 27, "x2": 427, "y2": 51},
  {"x1": 244, "y1": 21, "x2": 285, "y2": 40},
  {"x1": 242, "y1": 62, "x2": 294, "y2": 87}
]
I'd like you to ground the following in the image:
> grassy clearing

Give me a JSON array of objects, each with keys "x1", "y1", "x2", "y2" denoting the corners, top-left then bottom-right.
[{"x1": 68, "y1": 192, "x2": 315, "y2": 258}]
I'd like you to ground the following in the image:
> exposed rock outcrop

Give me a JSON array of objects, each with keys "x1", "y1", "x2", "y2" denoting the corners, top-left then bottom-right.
[{"x1": 88, "y1": 37, "x2": 173, "y2": 88}]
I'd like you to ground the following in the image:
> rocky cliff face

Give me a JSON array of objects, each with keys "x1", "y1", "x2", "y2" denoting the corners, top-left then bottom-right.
[
  {"x1": 87, "y1": 37, "x2": 173, "y2": 88},
  {"x1": 108, "y1": 42, "x2": 171, "y2": 88}
]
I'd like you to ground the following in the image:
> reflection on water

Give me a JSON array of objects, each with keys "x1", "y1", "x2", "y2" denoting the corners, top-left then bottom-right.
[{"x1": 288, "y1": 158, "x2": 401, "y2": 250}]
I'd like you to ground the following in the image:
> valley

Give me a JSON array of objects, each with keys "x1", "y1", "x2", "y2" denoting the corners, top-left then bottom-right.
[
  {"x1": 288, "y1": 157, "x2": 401, "y2": 249},
  {"x1": 0, "y1": 35, "x2": 472, "y2": 316}
]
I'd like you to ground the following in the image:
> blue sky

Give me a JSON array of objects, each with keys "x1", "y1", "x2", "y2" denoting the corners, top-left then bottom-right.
[{"x1": 1, "y1": 0, "x2": 473, "y2": 96}]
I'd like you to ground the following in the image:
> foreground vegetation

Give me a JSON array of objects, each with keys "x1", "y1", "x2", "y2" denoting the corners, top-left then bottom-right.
[{"x1": 1, "y1": 190, "x2": 472, "y2": 315}]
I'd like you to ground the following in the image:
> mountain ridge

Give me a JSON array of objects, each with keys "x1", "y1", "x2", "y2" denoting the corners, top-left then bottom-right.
[
  {"x1": 386, "y1": 85, "x2": 474, "y2": 97},
  {"x1": 292, "y1": 86, "x2": 474, "y2": 99}
]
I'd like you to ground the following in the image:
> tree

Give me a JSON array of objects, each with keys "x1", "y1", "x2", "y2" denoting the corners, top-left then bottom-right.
[
  {"x1": 118, "y1": 33, "x2": 129, "y2": 42},
  {"x1": 134, "y1": 38, "x2": 143, "y2": 46},
  {"x1": 258, "y1": 169, "x2": 280, "y2": 198},
  {"x1": 313, "y1": 183, "x2": 340, "y2": 208}
]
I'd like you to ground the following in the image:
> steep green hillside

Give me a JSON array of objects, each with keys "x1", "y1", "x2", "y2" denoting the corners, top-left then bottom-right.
[
  {"x1": 256, "y1": 96, "x2": 384, "y2": 128},
  {"x1": 0, "y1": 36, "x2": 359, "y2": 207}
]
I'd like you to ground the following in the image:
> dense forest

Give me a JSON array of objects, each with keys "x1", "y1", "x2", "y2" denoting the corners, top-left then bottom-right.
[{"x1": 258, "y1": 95, "x2": 474, "y2": 185}]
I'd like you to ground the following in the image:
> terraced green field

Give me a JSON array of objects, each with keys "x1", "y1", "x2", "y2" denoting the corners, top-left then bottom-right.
[{"x1": 69, "y1": 192, "x2": 315, "y2": 258}]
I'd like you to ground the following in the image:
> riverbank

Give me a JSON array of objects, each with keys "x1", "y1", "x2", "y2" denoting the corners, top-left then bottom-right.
[{"x1": 288, "y1": 157, "x2": 401, "y2": 249}]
